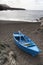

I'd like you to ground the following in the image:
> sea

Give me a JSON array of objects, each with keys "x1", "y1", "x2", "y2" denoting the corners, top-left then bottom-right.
[{"x1": 0, "y1": 10, "x2": 43, "y2": 22}]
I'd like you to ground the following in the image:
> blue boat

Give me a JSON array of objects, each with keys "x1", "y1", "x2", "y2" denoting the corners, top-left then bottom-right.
[{"x1": 13, "y1": 31, "x2": 41, "y2": 56}]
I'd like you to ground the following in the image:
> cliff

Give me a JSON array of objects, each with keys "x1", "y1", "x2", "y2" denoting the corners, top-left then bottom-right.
[{"x1": 0, "y1": 4, "x2": 25, "y2": 10}]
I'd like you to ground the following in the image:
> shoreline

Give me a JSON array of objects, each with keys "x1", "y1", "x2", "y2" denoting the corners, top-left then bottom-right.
[{"x1": 0, "y1": 20, "x2": 40, "y2": 24}]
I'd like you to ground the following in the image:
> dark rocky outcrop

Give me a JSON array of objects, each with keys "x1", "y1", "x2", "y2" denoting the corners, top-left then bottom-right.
[
  {"x1": 39, "y1": 17, "x2": 43, "y2": 26},
  {"x1": 0, "y1": 4, "x2": 25, "y2": 11},
  {"x1": 0, "y1": 4, "x2": 10, "y2": 10},
  {"x1": 39, "y1": 17, "x2": 43, "y2": 20}
]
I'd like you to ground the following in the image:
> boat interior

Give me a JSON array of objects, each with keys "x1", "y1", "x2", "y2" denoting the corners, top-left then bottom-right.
[{"x1": 15, "y1": 35, "x2": 35, "y2": 47}]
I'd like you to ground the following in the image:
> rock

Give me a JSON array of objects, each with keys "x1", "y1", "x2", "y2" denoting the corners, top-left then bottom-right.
[
  {"x1": 0, "y1": 4, "x2": 26, "y2": 11},
  {"x1": 0, "y1": 54, "x2": 8, "y2": 65},
  {"x1": 0, "y1": 40, "x2": 17, "y2": 65},
  {"x1": 0, "y1": 44, "x2": 5, "y2": 48},
  {"x1": 6, "y1": 51, "x2": 17, "y2": 65},
  {"x1": 39, "y1": 17, "x2": 43, "y2": 26}
]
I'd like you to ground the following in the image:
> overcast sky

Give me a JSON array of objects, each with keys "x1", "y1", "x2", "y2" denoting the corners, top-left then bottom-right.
[{"x1": 0, "y1": 0, "x2": 43, "y2": 10}]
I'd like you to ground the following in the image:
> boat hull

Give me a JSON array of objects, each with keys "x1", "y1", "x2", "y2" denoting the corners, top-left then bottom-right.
[{"x1": 13, "y1": 38, "x2": 40, "y2": 56}]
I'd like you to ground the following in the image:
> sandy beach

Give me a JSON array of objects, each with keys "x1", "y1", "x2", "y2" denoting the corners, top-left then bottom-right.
[{"x1": 0, "y1": 21, "x2": 43, "y2": 65}]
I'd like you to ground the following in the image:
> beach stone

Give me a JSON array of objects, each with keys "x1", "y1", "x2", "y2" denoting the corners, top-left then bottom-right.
[
  {"x1": 8, "y1": 51, "x2": 17, "y2": 65},
  {"x1": 0, "y1": 54, "x2": 8, "y2": 65}
]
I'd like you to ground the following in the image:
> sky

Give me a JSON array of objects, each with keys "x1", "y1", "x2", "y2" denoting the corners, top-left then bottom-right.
[{"x1": 0, "y1": 0, "x2": 43, "y2": 10}]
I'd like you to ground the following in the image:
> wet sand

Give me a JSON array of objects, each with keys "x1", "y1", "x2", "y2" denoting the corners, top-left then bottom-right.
[{"x1": 0, "y1": 22, "x2": 43, "y2": 65}]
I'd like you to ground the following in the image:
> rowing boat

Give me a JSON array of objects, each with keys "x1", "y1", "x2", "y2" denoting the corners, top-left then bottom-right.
[{"x1": 13, "y1": 31, "x2": 41, "y2": 56}]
